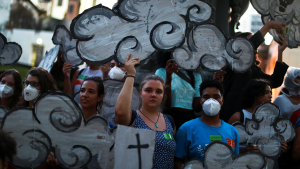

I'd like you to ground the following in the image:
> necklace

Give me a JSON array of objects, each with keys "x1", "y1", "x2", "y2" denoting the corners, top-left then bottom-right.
[{"x1": 139, "y1": 109, "x2": 160, "y2": 128}]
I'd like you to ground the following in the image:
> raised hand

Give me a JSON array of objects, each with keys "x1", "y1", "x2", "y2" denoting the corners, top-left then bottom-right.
[
  {"x1": 213, "y1": 70, "x2": 226, "y2": 83},
  {"x1": 268, "y1": 20, "x2": 286, "y2": 34},
  {"x1": 46, "y1": 152, "x2": 58, "y2": 166},
  {"x1": 100, "y1": 63, "x2": 110, "y2": 79},
  {"x1": 125, "y1": 54, "x2": 140, "y2": 76},
  {"x1": 281, "y1": 141, "x2": 288, "y2": 153},
  {"x1": 278, "y1": 34, "x2": 288, "y2": 52},
  {"x1": 165, "y1": 59, "x2": 179, "y2": 79},
  {"x1": 62, "y1": 62, "x2": 72, "y2": 78}
]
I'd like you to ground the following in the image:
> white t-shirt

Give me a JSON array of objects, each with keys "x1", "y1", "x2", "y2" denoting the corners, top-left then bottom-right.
[
  {"x1": 73, "y1": 67, "x2": 103, "y2": 94},
  {"x1": 273, "y1": 95, "x2": 300, "y2": 119}
]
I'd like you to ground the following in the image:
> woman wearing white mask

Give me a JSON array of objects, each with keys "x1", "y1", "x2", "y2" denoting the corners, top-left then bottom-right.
[
  {"x1": 273, "y1": 67, "x2": 300, "y2": 121},
  {"x1": 0, "y1": 69, "x2": 22, "y2": 109},
  {"x1": 175, "y1": 79, "x2": 239, "y2": 168},
  {"x1": 19, "y1": 67, "x2": 57, "y2": 108}
]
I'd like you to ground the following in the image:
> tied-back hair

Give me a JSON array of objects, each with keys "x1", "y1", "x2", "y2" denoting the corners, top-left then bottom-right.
[
  {"x1": 0, "y1": 129, "x2": 17, "y2": 163},
  {"x1": 0, "y1": 69, "x2": 23, "y2": 109},
  {"x1": 241, "y1": 79, "x2": 271, "y2": 109},
  {"x1": 81, "y1": 76, "x2": 105, "y2": 109},
  {"x1": 19, "y1": 67, "x2": 58, "y2": 107}
]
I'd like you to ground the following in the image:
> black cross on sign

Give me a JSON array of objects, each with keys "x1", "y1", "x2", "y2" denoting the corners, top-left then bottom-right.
[{"x1": 128, "y1": 133, "x2": 150, "y2": 169}]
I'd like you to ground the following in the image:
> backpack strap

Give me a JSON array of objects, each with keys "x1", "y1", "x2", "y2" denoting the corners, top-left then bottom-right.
[
  {"x1": 129, "y1": 110, "x2": 137, "y2": 126},
  {"x1": 165, "y1": 114, "x2": 175, "y2": 130},
  {"x1": 239, "y1": 111, "x2": 244, "y2": 124}
]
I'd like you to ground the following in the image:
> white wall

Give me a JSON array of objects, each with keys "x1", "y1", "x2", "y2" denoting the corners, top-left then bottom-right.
[
  {"x1": 6, "y1": 29, "x2": 55, "y2": 66},
  {"x1": 51, "y1": 0, "x2": 69, "y2": 20},
  {"x1": 79, "y1": 0, "x2": 117, "y2": 14}
]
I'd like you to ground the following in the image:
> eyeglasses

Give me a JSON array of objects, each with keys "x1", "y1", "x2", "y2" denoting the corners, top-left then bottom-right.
[{"x1": 23, "y1": 80, "x2": 40, "y2": 87}]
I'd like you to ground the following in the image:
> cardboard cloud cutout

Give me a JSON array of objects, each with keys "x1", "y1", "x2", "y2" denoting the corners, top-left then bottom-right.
[
  {"x1": 182, "y1": 141, "x2": 265, "y2": 169},
  {"x1": 251, "y1": 0, "x2": 300, "y2": 48},
  {"x1": 70, "y1": 0, "x2": 254, "y2": 72},
  {"x1": 173, "y1": 24, "x2": 255, "y2": 72},
  {"x1": 38, "y1": 45, "x2": 60, "y2": 72},
  {"x1": 1, "y1": 91, "x2": 157, "y2": 168},
  {"x1": 52, "y1": 25, "x2": 83, "y2": 66},
  {"x1": 233, "y1": 103, "x2": 296, "y2": 168},
  {"x1": 99, "y1": 79, "x2": 140, "y2": 124},
  {"x1": 1, "y1": 91, "x2": 114, "y2": 168},
  {"x1": 0, "y1": 33, "x2": 22, "y2": 66}
]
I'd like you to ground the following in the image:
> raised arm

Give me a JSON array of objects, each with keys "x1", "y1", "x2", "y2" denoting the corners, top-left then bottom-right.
[
  {"x1": 62, "y1": 62, "x2": 72, "y2": 95},
  {"x1": 115, "y1": 54, "x2": 140, "y2": 125},
  {"x1": 164, "y1": 59, "x2": 179, "y2": 112},
  {"x1": 277, "y1": 34, "x2": 288, "y2": 63},
  {"x1": 259, "y1": 20, "x2": 286, "y2": 37}
]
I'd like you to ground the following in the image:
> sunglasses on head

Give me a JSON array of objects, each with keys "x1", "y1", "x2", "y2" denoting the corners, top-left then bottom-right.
[{"x1": 23, "y1": 80, "x2": 40, "y2": 87}]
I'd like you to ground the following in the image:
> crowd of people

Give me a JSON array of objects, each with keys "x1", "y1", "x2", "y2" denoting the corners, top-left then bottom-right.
[{"x1": 0, "y1": 19, "x2": 300, "y2": 169}]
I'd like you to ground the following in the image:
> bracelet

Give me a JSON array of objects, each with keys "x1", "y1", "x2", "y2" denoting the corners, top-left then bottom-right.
[{"x1": 126, "y1": 75, "x2": 135, "y2": 78}]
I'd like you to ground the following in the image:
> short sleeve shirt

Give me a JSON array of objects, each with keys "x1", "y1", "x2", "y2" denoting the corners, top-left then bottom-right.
[
  {"x1": 155, "y1": 68, "x2": 202, "y2": 110},
  {"x1": 175, "y1": 118, "x2": 239, "y2": 162}
]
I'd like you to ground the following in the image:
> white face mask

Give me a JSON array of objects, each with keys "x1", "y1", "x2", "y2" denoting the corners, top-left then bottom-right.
[
  {"x1": 24, "y1": 85, "x2": 40, "y2": 101},
  {"x1": 282, "y1": 67, "x2": 300, "y2": 96},
  {"x1": 109, "y1": 66, "x2": 126, "y2": 80},
  {"x1": 0, "y1": 84, "x2": 14, "y2": 98},
  {"x1": 202, "y1": 98, "x2": 221, "y2": 117}
]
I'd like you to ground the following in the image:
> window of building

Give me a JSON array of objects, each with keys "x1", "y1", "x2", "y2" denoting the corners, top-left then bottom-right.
[
  {"x1": 58, "y1": 0, "x2": 63, "y2": 6},
  {"x1": 32, "y1": 44, "x2": 44, "y2": 67},
  {"x1": 251, "y1": 14, "x2": 263, "y2": 33},
  {"x1": 69, "y1": 4, "x2": 74, "y2": 13}
]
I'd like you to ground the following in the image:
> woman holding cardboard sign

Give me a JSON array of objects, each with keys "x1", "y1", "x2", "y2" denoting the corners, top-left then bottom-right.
[{"x1": 115, "y1": 54, "x2": 176, "y2": 169}]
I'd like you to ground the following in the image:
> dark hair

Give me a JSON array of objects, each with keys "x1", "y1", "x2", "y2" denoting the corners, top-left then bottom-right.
[
  {"x1": 20, "y1": 67, "x2": 58, "y2": 107},
  {"x1": 0, "y1": 129, "x2": 17, "y2": 163},
  {"x1": 81, "y1": 76, "x2": 105, "y2": 108},
  {"x1": 241, "y1": 79, "x2": 271, "y2": 109},
  {"x1": 0, "y1": 69, "x2": 23, "y2": 108},
  {"x1": 199, "y1": 79, "x2": 224, "y2": 96}
]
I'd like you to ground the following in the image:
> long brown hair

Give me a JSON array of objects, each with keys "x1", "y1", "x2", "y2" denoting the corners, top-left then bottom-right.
[
  {"x1": 0, "y1": 69, "x2": 23, "y2": 108},
  {"x1": 19, "y1": 67, "x2": 57, "y2": 107}
]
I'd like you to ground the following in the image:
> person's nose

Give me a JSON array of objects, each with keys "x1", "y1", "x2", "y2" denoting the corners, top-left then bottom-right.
[
  {"x1": 150, "y1": 92, "x2": 156, "y2": 97},
  {"x1": 81, "y1": 91, "x2": 88, "y2": 98}
]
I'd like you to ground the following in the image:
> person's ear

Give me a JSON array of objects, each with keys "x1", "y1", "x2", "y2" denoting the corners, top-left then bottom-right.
[
  {"x1": 220, "y1": 97, "x2": 224, "y2": 106},
  {"x1": 97, "y1": 94, "x2": 104, "y2": 103}
]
